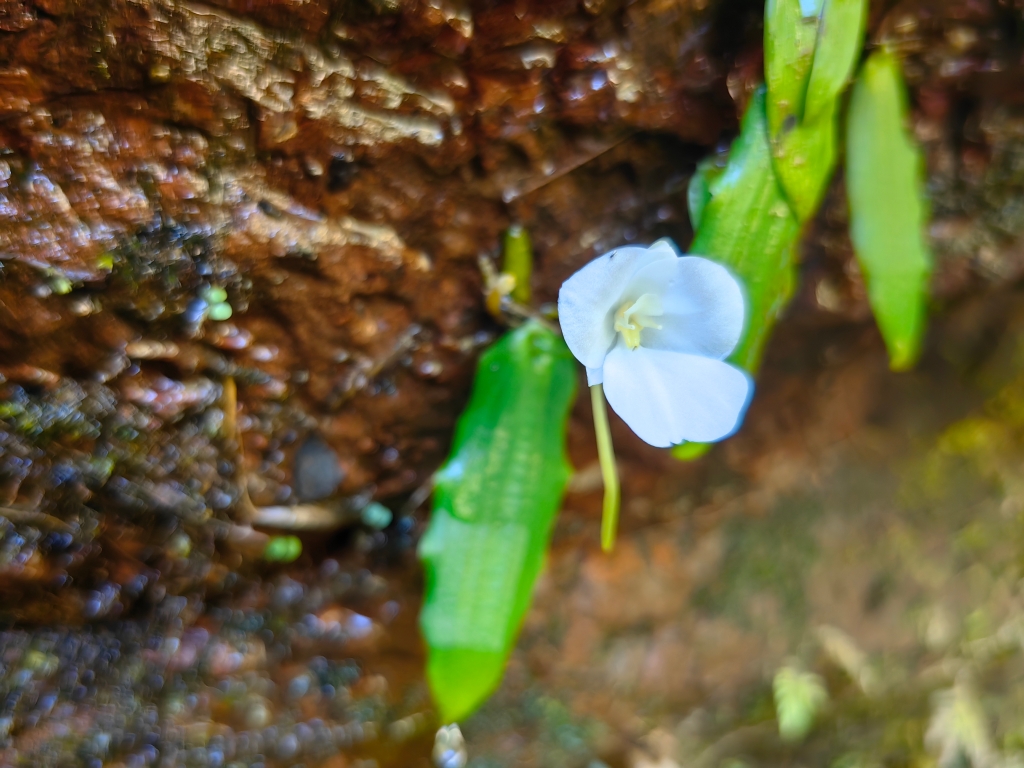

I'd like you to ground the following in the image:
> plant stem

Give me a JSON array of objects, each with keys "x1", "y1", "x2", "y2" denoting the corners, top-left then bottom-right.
[{"x1": 591, "y1": 384, "x2": 620, "y2": 552}]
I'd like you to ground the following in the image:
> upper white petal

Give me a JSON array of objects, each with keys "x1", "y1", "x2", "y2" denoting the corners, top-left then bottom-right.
[
  {"x1": 646, "y1": 238, "x2": 682, "y2": 259},
  {"x1": 623, "y1": 256, "x2": 746, "y2": 360},
  {"x1": 557, "y1": 243, "x2": 677, "y2": 369},
  {"x1": 602, "y1": 342, "x2": 752, "y2": 447}
]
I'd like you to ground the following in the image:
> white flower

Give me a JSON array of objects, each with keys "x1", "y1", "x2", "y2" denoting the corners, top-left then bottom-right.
[{"x1": 558, "y1": 239, "x2": 752, "y2": 448}]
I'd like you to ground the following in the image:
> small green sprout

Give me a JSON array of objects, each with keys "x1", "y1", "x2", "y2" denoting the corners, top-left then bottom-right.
[
  {"x1": 207, "y1": 302, "x2": 233, "y2": 321},
  {"x1": 44, "y1": 270, "x2": 73, "y2": 295},
  {"x1": 264, "y1": 535, "x2": 302, "y2": 563},
  {"x1": 361, "y1": 501, "x2": 393, "y2": 529},
  {"x1": 201, "y1": 285, "x2": 228, "y2": 304},
  {"x1": 198, "y1": 285, "x2": 234, "y2": 322},
  {"x1": 503, "y1": 224, "x2": 533, "y2": 305},
  {"x1": 773, "y1": 665, "x2": 828, "y2": 743}
]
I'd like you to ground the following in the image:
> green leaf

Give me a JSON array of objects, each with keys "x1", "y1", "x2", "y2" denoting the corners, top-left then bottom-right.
[
  {"x1": 687, "y1": 156, "x2": 725, "y2": 232},
  {"x1": 846, "y1": 50, "x2": 932, "y2": 370},
  {"x1": 671, "y1": 441, "x2": 712, "y2": 461},
  {"x1": 766, "y1": 0, "x2": 868, "y2": 220},
  {"x1": 690, "y1": 0, "x2": 867, "y2": 373},
  {"x1": 690, "y1": 88, "x2": 801, "y2": 372},
  {"x1": 764, "y1": 0, "x2": 821, "y2": 139},
  {"x1": 419, "y1": 320, "x2": 577, "y2": 723},
  {"x1": 771, "y1": 112, "x2": 838, "y2": 222},
  {"x1": 803, "y1": 0, "x2": 867, "y2": 121},
  {"x1": 773, "y1": 666, "x2": 828, "y2": 743}
]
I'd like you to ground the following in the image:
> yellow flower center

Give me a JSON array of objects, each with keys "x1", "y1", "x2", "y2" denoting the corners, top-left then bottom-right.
[{"x1": 613, "y1": 293, "x2": 663, "y2": 350}]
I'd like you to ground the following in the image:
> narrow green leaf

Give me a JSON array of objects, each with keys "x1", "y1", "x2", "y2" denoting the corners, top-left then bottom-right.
[
  {"x1": 690, "y1": 88, "x2": 801, "y2": 372},
  {"x1": 767, "y1": 0, "x2": 868, "y2": 220},
  {"x1": 846, "y1": 50, "x2": 932, "y2": 370},
  {"x1": 764, "y1": 0, "x2": 820, "y2": 139},
  {"x1": 771, "y1": 112, "x2": 838, "y2": 222},
  {"x1": 419, "y1": 321, "x2": 577, "y2": 723},
  {"x1": 687, "y1": 156, "x2": 725, "y2": 231},
  {"x1": 687, "y1": 165, "x2": 711, "y2": 232},
  {"x1": 503, "y1": 224, "x2": 533, "y2": 305},
  {"x1": 803, "y1": 0, "x2": 868, "y2": 121}
]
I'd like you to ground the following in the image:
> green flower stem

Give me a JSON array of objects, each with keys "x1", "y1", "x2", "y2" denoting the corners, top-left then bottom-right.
[{"x1": 591, "y1": 384, "x2": 620, "y2": 552}]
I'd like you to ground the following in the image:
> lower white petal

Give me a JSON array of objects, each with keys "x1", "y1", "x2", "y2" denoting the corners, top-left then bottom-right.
[
  {"x1": 557, "y1": 243, "x2": 676, "y2": 369},
  {"x1": 603, "y1": 343, "x2": 752, "y2": 447},
  {"x1": 586, "y1": 366, "x2": 603, "y2": 386}
]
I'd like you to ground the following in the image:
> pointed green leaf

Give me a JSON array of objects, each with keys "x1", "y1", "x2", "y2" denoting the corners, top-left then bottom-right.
[
  {"x1": 767, "y1": 0, "x2": 868, "y2": 220},
  {"x1": 687, "y1": 163, "x2": 712, "y2": 232},
  {"x1": 688, "y1": 156, "x2": 726, "y2": 232},
  {"x1": 419, "y1": 321, "x2": 577, "y2": 723},
  {"x1": 764, "y1": 0, "x2": 821, "y2": 139},
  {"x1": 846, "y1": 50, "x2": 932, "y2": 370},
  {"x1": 771, "y1": 108, "x2": 839, "y2": 222},
  {"x1": 690, "y1": 88, "x2": 801, "y2": 372},
  {"x1": 803, "y1": 0, "x2": 867, "y2": 121}
]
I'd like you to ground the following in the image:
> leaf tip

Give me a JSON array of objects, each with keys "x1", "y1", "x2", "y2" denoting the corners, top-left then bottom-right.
[
  {"x1": 671, "y1": 441, "x2": 713, "y2": 461},
  {"x1": 427, "y1": 648, "x2": 507, "y2": 724},
  {"x1": 887, "y1": 344, "x2": 921, "y2": 372}
]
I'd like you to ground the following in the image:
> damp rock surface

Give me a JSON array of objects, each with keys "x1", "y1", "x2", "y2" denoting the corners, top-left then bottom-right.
[{"x1": 0, "y1": 0, "x2": 1023, "y2": 766}]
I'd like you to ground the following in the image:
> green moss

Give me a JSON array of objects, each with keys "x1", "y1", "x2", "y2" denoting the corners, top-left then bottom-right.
[
  {"x1": 695, "y1": 495, "x2": 822, "y2": 629},
  {"x1": 0, "y1": 384, "x2": 103, "y2": 442},
  {"x1": 464, "y1": 691, "x2": 605, "y2": 768}
]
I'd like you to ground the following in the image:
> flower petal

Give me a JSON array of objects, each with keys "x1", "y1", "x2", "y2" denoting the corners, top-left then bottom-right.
[
  {"x1": 624, "y1": 256, "x2": 745, "y2": 360},
  {"x1": 557, "y1": 243, "x2": 677, "y2": 369},
  {"x1": 603, "y1": 343, "x2": 752, "y2": 447},
  {"x1": 646, "y1": 238, "x2": 682, "y2": 259}
]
